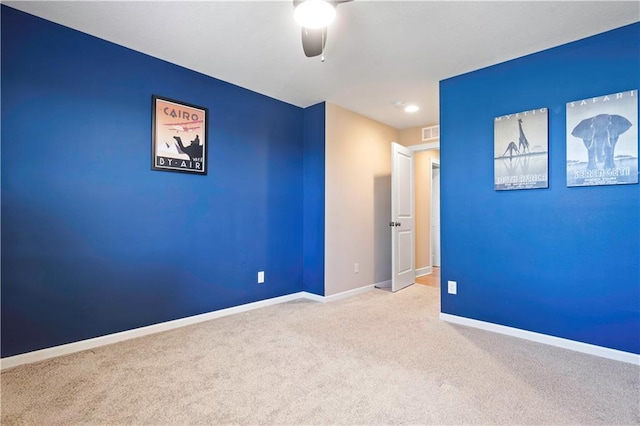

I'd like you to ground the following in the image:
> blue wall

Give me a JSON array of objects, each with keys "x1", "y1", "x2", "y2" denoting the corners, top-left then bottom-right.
[
  {"x1": 1, "y1": 6, "x2": 310, "y2": 357},
  {"x1": 302, "y1": 103, "x2": 326, "y2": 296},
  {"x1": 440, "y1": 23, "x2": 640, "y2": 354}
]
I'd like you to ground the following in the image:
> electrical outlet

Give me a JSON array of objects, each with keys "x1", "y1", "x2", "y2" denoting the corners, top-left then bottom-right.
[
  {"x1": 447, "y1": 280, "x2": 457, "y2": 295},
  {"x1": 354, "y1": 263, "x2": 359, "y2": 274},
  {"x1": 258, "y1": 271, "x2": 265, "y2": 284}
]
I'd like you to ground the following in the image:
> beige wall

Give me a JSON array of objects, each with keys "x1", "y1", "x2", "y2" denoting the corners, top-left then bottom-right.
[
  {"x1": 325, "y1": 103, "x2": 400, "y2": 296},
  {"x1": 399, "y1": 124, "x2": 439, "y2": 147},
  {"x1": 398, "y1": 126, "x2": 423, "y2": 147}
]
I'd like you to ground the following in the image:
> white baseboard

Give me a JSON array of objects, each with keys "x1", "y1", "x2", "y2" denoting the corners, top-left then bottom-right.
[
  {"x1": 440, "y1": 313, "x2": 640, "y2": 365},
  {"x1": 17, "y1": 290, "x2": 632, "y2": 370},
  {"x1": 304, "y1": 282, "x2": 379, "y2": 303},
  {"x1": 300, "y1": 291, "x2": 325, "y2": 303},
  {"x1": 415, "y1": 266, "x2": 433, "y2": 277},
  {"x1": 322, "y1": 283, "x2": 377, "y2": 302},
  {"x1": 1, "y1": 292, "x2": 306, "y2": 370},
  {"x1": 1, "y1": 284, "x2": 381, "y2": 370}
]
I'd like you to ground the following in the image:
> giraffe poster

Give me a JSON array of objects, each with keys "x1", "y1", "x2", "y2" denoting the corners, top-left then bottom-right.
[
  {"x1": 152, "y1": 95, "x2": 208, "y2": 175},
  {"x1": 566, "y1": 89, "x2": 637, "y2": 187},
  {"x1": 494, "y1": 108, "x2": 549, "y2": 190}
]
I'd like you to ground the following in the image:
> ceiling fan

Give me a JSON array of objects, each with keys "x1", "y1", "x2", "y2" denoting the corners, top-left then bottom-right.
[{"x1": 293, "y1": 0, "x2": 354, "y2": 59}]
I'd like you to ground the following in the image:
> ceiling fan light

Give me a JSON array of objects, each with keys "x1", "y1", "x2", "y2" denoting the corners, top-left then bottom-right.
[
  {"x1": 404, "y1": 104, "x2": 420, "y2": 113},
  {"x1": 294, "y1": 0, "x2": 336, "y2": 29}
]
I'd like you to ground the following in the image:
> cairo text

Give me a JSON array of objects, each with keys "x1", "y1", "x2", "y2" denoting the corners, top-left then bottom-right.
[{"x1": 163, "y1": 106, "x2": 200, "y2": 122}]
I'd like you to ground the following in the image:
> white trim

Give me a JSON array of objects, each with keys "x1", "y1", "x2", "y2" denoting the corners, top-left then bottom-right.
[
  {"x1": 324, "y1": 284, "x2": 376, "y2": 302},
  {"x1": 430, "y1": 157, "x2": 440, "y2": 268},
  {"x1": 300, "y1": 291, "x2": 325, "y2": 303},
  {"x1": 415, "y1": 266, "x2": 432, "y2": 277},
  {"x1": 306, "y1": 283, "x2": 378, "y2": 303},
  {"x1": 440, "y1": 313, "x2": 640, "y2": 365},
  {"x1": 1, "y1": 283, "x2": 383, "y2": 370},
  {"x1": 409, "y1": 142, "x2": 439, "y2": 152},
  {"x1": 1, "y1": 292, "x2": 306, "y2": 370}
]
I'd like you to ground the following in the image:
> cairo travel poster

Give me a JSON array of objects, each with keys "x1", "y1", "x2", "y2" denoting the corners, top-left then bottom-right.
[{"x1": 152, "y1": 95, "x2": 208, "y2": 175}]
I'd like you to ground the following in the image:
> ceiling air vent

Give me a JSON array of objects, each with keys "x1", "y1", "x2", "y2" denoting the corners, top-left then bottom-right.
[{"x1": 421, "y1": 125, "x2": 440, "y2": 142}]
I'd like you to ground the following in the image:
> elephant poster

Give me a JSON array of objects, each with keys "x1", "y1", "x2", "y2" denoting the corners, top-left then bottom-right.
[
  {"x1": 494, "y1": 108, "x2": 549, "y2": 190},
  {"x1": 566, "y1": 89, "x2": 637, "y2": 187}
]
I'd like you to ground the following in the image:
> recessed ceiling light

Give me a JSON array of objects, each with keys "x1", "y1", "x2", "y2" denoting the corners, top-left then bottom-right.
[
  {"x1": 404, "y1": 104, "x2": 420, "y2": 113},
  {"x1": 294, "y1": 0, "x2": 336, "y2": 29}
]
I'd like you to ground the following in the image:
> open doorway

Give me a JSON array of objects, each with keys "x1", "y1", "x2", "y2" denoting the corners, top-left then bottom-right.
[
  {"x1": 389, "y1": 139, "x2": 439, "y2": 291},
  {"x1": 411, "y1": 142, "x2": 439, "y2": 287},
  {"x1": 431, "y1": 159, "x2": 440, "y2": 268}
]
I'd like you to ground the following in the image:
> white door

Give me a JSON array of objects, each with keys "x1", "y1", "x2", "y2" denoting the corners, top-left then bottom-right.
[
  {"x1": 431, "y1": 163, "x2": 441, "y2": 267},
  {"x1": 391, "y1": 142, "x2": 415, "y2": 292}
]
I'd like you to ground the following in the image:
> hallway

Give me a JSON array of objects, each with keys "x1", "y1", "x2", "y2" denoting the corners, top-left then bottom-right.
[{"x1": 415, "y1": 267, "x2": 440, "y2": 288}]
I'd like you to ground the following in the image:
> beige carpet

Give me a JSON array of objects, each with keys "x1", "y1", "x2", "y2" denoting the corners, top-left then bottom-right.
[{"x1": 1, "y1": 284, "x2": 639, "y2": 425}]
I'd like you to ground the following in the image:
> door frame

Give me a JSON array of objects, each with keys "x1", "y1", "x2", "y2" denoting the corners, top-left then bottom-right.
[
  {"x1": 410, "y1": 142, "x2": 440, "y2": 152},
  {"x1": 430, "y1": 158, "x2": 440, "y2": 268},
  {"x1": 388, "y1": 140, "x2": 440, "y2": 291}
]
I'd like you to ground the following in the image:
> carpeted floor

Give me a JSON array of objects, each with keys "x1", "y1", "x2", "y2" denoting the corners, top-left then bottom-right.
[{"x1": 1, "y1": 284, "x2": 639, "y2": 425}]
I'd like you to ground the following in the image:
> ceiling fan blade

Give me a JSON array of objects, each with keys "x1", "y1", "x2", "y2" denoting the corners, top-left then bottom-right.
[
  {"x1": 294, "y1": 0, "x2": 353, "y2": 57},
  {"x1": 301, "y1": 27, "x2": 327, "y2": 58}
]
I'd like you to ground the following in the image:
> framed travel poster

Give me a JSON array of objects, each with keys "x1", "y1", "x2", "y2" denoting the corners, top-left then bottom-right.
[
  {"x1": 494, "y1": 108, "x2": 549, "y2": 190},
  {"x1": 566, "y1": 89, "x2": 637, "y2": 187},
  {"x1": 152, "y1": 95, "x2": 208, "y2": 175}
]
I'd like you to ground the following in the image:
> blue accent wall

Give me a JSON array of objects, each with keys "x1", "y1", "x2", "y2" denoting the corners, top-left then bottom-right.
[
  {"x1": 302, "y1": 103, "x2": 326, "y2": 296},
  {"x1": 440, "y1": 23, "x2": 640, "y2": 354},
  {"x1": 1, "y1": 6, "x2": 310, "y2": 357}
]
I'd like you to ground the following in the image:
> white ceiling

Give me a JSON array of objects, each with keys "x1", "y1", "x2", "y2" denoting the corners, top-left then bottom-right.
[{"x1": 6, "y1": 1, "x2": 640, "y2": 130}]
